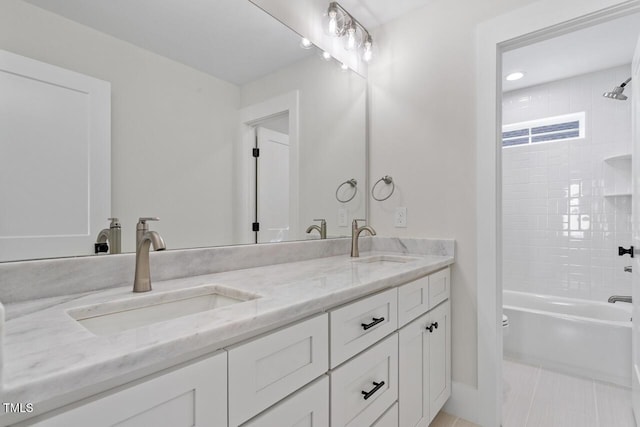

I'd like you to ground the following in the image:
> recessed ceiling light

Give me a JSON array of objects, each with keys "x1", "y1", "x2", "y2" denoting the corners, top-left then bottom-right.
[{"x1": 506, "y1": 72, "x2": 525, "y2": 81}]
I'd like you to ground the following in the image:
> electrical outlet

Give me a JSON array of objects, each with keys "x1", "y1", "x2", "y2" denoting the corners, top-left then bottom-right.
[
  {"x1": 395, "y1": 207, "x2": 407, "y2": 227},
  {"x1": 338, "y1": 208, "x2": 348, "y2": 227}
]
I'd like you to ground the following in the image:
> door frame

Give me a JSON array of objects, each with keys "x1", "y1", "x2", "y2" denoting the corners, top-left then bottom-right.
[
  {"x1": 475, "y1": 1, "x2": 640, "y2": 426},
  {"x1": 237, "y1": 91, "x2": 300, "y2": 245}
]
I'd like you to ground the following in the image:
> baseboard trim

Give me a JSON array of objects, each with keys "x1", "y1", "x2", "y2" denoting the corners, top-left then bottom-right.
[{"x1": 443, "y1": 381, "x2": 480, "y2": 424}]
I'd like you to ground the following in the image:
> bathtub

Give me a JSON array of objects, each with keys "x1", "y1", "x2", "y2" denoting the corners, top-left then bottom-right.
[{"x1": 503, "y1": 290, "x2": 632, "y2": 386}]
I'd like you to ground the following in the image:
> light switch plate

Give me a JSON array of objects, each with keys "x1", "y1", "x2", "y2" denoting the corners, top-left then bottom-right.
[
  {"x1": 395, "y1": 207, "x2": 407, "y2": 227},
  {"x1": 338, "y1": 208, "x2": 348, "y2": 227}
]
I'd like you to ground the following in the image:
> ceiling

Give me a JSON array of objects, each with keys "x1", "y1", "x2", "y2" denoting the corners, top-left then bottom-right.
[
  {"x1": 24, "y1": 0, "x2": 313, "y2": 85},
  {"x1": 23, "y1": 0, "x2": 435, "y2": 86},
  {"x1": 503, "y1": 12, "x2": 640, "y2": 92},
  {"x1": 339, "y1": 0, "x2": 435, "y2": 28}
]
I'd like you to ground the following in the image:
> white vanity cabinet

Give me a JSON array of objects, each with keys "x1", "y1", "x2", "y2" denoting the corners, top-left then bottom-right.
[
  {"x1": 23, "y1": 266, "x2": 452, "y2": 427},
  {"x1": 29, "y1": 351, "x2": 227, "y2": 427},
  {"x1": 398, "y1": 300, "x2": 451, "y2": 427}
]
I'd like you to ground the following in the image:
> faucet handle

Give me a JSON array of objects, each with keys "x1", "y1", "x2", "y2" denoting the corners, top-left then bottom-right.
[
  {"x1": 313, "y1": 218, "x2": 326, "y2": 224},
  {"x1": 107, "y1": 217, "x2": 121, "y2": 227},
  {"x1": 137, "y1": 217, "x2": 160, "y2": 231},
  {"x1": 353, "y1": 218, "x2": 366, "y2": 226},
  {"x1": 138, "y1": 217, "x2": 160, "y2": 224}
]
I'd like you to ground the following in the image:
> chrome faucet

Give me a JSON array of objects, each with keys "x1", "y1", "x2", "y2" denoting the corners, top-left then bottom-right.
[
  {"x1": 95, "y1": 218, "x2": 122, "y2": 254},
  {"x1": 608, "y1": 295, "x2": 632, "y2": 303},
  {"x1": 306, "y1": 219, "x2": 327, "y2": 239},
  {"x1": 133, "y1": 217, "x2": 166, "y2": 293},
  {"x1": 351, "y1": 219, "x2": 376, "y2": 257}
]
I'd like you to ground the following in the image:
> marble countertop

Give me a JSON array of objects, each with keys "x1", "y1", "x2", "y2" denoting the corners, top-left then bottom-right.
[{"x1": 0, "y1": 246, "x2": 453, "y2": 421}]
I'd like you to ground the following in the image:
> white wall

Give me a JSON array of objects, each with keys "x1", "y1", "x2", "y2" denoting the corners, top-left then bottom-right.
[
  {"x1": 0, "y1": 0, "x2": 240, "y2": 253},
  {"x1": 240, "y1": 56, "x2": 367, "y2": 239},
  {"x1": 368, "y1": 0, "x2": 538, "y2": 389},
  {"x1": 502, "y1": 65, "x2": 632, "y2": 301}
]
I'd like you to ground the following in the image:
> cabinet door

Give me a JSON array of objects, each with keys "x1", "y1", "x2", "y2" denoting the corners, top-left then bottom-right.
[
  {"x1": 398, "y1": 313, "x2": 429, "y2": 427},
  {"x1": 242, "y1": 376, "x2": 329, "y2": 427},
  {"x1": 228, "y1": 314, "x2": 329, "y2": 426},
  {"x1": 372, "y1": 402, "x2": 398, "y2": 427},
  {"x1": 330, "y1": 333, "x2": 398, "y2": 427},
  {"x1": 427, "y1": 300, "x2": 451, "y2": 423},
  {"x1": 330, "y1": 288, "x2": 398, "y2": 368},
  {"x1": 428, "y1": 268, "x2": 450, "y2": 310},
  {"x1": 33, "y1": 352, "x2": 227, "y2": 427},
  {"x1": 398, "y1": 276, "x2": 429, "y2": 327}
]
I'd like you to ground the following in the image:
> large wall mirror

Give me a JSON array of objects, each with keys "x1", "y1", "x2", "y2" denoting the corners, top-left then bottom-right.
[{"x1": 0, "y1": 0, "x2": 367, "y2": 262}]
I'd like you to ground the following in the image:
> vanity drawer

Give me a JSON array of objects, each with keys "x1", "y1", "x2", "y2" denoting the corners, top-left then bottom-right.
[
  {"x1": 242, "y1": 376, "x2": 329, "y2": 427},
  {"x1": 228, "y1": 314, "x2": 329, "y2": 427},
  {"x1": 330, "y1": 333, "x2": 398, "y2": 427},
  {"x1": 429, "y1": 268, "x2": 450, "y2": 309},
  {"x1": 373, "y1": 402, "x2": 399, "y2": 427},
  {"x1": 397, "y1": 275, "x2": 429, "y2": 327},
  {"x1": 330, "y1": 288, "x2": 397, "y2": 368}
]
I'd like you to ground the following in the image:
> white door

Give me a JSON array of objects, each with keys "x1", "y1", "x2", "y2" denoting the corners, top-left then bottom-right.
[
  {"x1": 0, "y1": 50, "x2": 110, "y2": 261},
  {"x1": 256, "y1": 127, "x2": 290, "y2": 243},
  {"x1": 632, "y1": 34, "x2": 640, "y2": 422}
]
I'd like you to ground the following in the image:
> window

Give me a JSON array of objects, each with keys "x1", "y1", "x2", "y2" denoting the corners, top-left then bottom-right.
[{"x1": 502, "y1": 112, "x2": 585, "y2": 147}]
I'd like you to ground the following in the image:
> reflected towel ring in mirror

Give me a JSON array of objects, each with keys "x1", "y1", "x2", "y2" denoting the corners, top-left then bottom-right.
[
  {"x1": 336, "y1": 179, "x2": 358, "y2": 203},
  {"x1": 372, "y1": 175, "x2": 394, "y2": 201}
]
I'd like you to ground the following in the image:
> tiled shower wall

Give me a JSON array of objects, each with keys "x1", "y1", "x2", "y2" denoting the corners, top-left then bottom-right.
[{"x1": 502, "y1": 65, "x2": 632, "y2": 301}]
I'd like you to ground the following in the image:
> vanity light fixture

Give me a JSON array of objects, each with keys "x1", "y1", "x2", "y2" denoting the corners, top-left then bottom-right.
[
  {"x1": 340, "y1": 62, "x2": 349, "y2": 71},
  {"x1": 300, "y1": 37, "x2": 313, "y2": 49},
  {"x1": 363, "y1": 35, "x2": 373, "y2": 62},
  {"x1": 326, "y1": 2, "x2": 373, "y2": 63},
  {"x1": 322, "y1": 51, "x2": 332, "y2": 61},
  {"x1": 506, "y1": 71, "x2": 525, "y2": 81}
]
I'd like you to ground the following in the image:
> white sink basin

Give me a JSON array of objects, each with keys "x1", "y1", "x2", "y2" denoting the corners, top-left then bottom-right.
[
  {"x1": 68, "y1": 285, "x2": 259, "y2": 336},
  {"x1": 353, "y1": 255, "x2": 421, "y2": 264}
]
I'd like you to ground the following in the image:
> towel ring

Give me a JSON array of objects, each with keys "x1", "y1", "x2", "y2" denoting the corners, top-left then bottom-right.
[
  {"x1": 336, "y1": 179, "x2": 358, "y2": 203},
  {"x1": 372, "y1": 175, "x2": 395, "y2": 201}
]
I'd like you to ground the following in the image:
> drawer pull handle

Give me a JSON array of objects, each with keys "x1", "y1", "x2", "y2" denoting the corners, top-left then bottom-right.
[
  {"x1": 426, "y1": 322, "x2": 438, "y2": 332},
  {"x1": 361, "y1": 381, "x2": 385, "y2": 400},
  {"x1": 361, "y1": 317, "x2": 385, "y2": 330}
]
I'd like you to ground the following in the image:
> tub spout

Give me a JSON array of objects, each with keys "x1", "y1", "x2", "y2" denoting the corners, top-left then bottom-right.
[{"x1": 608, "y1": 295, "x2": 632, "y2": 304}]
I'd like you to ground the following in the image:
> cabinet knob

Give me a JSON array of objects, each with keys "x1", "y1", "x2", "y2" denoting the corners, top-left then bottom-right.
[{"x1": 426, "y1": 322, "x2": 438, "y2": 333}]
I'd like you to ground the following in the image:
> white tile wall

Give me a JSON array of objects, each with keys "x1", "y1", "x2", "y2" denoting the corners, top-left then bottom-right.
[{"x1": 502, "y1": 65, "x2": 632, "y2": 301}]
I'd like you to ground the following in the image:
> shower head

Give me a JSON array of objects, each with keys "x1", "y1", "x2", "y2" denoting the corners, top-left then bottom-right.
[{"x1": 603, "y1": 77, "x2": 631, "y2": 100}]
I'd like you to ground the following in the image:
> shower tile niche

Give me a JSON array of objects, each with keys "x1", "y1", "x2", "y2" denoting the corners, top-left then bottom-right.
[{"x1": 502, "y1": 64, "x2": 632, "y2": 302}]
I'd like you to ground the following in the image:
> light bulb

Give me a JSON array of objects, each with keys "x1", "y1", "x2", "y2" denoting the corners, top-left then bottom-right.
[
  {"x1": 346, "y1": 25, "x2": 356, "y2": 50},
  {"x1": 328, "y1": 8, "x2": 337, "y2": 35},
  {"x1": 300, "y1": 38, "x2": 312, "y2": 49},
  {"x1": 322, "y1": 51, "x2": 332, "y2": 61},
  {"x1": 506, "y1": 72, "x2": 525, "y2": 81},
  {"x1": 363, "y1": 37, "x2": 372, "y2": 62}
]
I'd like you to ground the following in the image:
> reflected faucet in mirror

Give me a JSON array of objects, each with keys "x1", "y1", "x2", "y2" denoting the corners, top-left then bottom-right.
[
  {"x1": 306, "y1": 219, "x2": 327, "y2": 239},
  {"x1": 95, "y1": 218, "x2": 122, "y2": 254},
  {"x1": 608, "y1": 295, "x2": 632, "y2": 304},
  {"x1": 351, "y1": 219, "x2": 376, "y2": 257},
  {"x1": 133, "y1": 217, "x2": 166, "y2": 293}
]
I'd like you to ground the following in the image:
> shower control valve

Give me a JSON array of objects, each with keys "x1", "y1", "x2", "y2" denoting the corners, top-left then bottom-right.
[{"x1": 618, "y1": 246, "x2": 634, "y2": 258}]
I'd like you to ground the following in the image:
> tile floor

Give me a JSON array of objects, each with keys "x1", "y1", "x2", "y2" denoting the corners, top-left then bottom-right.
[
  {"x1": 503, "y1": 358, "x2": 636, "y2": 427},
  {"x1": 430, "y1": 410, "x2": 480, "y2": 427}
]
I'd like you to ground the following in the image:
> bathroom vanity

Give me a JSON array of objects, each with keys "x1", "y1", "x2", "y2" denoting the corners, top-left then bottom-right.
[{"x1": 0, "y1": 237, "x2": 453, "y2": 426}]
